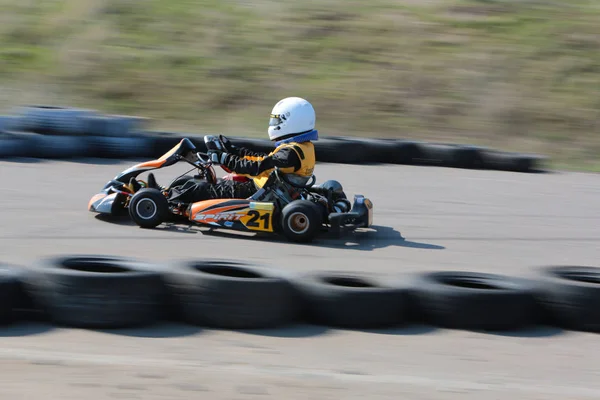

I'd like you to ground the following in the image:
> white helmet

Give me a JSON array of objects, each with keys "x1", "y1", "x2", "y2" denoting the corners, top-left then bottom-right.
[{"x1": 268, "y1": 97, "x2": 316, "y2": 141}]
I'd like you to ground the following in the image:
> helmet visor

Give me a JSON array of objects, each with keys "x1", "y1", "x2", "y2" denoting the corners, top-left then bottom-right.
[{"x1": 269, "y1": 113, "x2": 285, "y2": 127}]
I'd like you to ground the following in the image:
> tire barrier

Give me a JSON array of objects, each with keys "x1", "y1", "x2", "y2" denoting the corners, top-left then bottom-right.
[
  {"x1": 83, "y1": 114, "x2": 150, "y2": 138},
  {"x1": 22, "y1": 255, "x2": 167, "y2": 328},
  {"x1": 11, "y1": 105, "x2": 97, "y2": 136},
  {"x1": 11, "y1": 132, "x2": 91, "y2": 159},
  {"x1": 144, "y1": 131, "x2": 196, "y2": 158},
  {"x1": 3, "y1": 255, "x2": 600, "y2": 334},
  {"x1": 534, "y1": 266, "x2": 600, "y2": 332},
  {"x1": 84, "y1": 135, "x2": 157, "y2": 159},
  {"x1": 0, "y1": 264, "x2": 27, "y2": 324},
  {"x1": 164, "y1": 259, "x2": 300, "y2": 329},
  {"x1": 408, "y1": 271, "x2": 539, "y2": 331},
  {"x1": 479, "y1": 149, "x2": 545, "y2": 173},
  {"x1": 0, "y1": 115, "x2": 18, "y2": 133},
  {"x1": 0, "y1": 133, "x2": 30, "y2": 158},
  {"x1": 292, "y1": 271, "x2": 409, "y2": 328},
  {"x1": 0, "y1": 105, "x2": 547, "y2": 172},
  {"x1": 412, "y1": 143, "x2": 484, "y2": 169}
]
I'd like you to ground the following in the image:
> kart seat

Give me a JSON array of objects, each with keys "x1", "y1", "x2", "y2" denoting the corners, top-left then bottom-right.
[
  {"x1": 283, "y1": 174, "x2": 313, "y2": 188},
  {"x1": 274, "y1": 168, "x2": 316, "y2": 189},
  {"x1": 245, "y1": 169, "x2": 315, "y2": 202}
]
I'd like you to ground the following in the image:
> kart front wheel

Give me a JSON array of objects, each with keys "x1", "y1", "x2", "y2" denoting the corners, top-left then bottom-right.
[
  {"x1": 280, "y1": 200, "x2": 323, "y2": 243},
  {"x1": 128, "y1": 188, "x2": 170, "y2": 229}
]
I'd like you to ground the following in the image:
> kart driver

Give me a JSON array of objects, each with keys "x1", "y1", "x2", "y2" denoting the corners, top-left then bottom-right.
[{"x1": 161, "y1": 96, "x2": 319, "y2": 204}]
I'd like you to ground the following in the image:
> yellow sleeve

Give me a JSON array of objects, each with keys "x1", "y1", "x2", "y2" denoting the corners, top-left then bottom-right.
[{"x1": 243, "y1": 155, "x2": 266, "y2": 162}]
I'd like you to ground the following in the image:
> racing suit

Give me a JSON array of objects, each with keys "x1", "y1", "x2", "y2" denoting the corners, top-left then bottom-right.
[{"x1": 167, "y1": 139, "x2": 316, "y2": 204}]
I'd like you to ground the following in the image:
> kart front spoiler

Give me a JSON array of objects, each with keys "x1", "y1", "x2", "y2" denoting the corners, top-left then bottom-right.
[
  {"x1": 328, "y1": 195, "x2": 373, "y2": 234},
  {"x1": 88, "y1": 180, "x2": 132, "y2": 215}
]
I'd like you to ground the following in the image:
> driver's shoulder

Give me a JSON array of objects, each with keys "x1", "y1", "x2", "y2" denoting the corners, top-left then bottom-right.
[{"x1": 274, "y1": 140, "x2": 314, "y2": 153}]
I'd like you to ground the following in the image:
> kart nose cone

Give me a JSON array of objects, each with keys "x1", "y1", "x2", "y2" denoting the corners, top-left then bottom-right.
[{"x1": 88, "y1": 193, "x2": 107, "y2": 212}]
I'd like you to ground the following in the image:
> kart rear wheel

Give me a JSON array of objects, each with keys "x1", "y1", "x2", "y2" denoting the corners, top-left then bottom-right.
[
  {"x1": 280, "y1": 200, "x2": 322, "y2": 243},
  {"x1": 128, "y1": 188, "x2": 170, "y2": 228}
]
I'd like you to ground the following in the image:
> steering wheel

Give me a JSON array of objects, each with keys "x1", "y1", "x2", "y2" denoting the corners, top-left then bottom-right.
[{"x1": 195, "y1": 151, "x2": 212, "y2": 164}]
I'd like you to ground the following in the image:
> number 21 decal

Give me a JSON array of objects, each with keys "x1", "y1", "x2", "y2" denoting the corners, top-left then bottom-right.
[{"x1": 246, "y1": 210, "x2": 270, "y2": 230}]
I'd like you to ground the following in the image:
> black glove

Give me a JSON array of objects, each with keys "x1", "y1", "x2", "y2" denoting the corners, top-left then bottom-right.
[
  {"x1": 204, "y1": 135, "x2": 224, "y2": 151},
  {"x1": 208, "y1": 149, "x2": 229, "y2": 165},
  {"x1": 219, "y1": 134, "x2": 238, "y2": 154}
]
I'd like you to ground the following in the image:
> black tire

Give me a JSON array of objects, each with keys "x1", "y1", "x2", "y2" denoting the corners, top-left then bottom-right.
[
  {"x1": 325, "y1": 137, "x2": 416, "y2": 164},
  {"x1": 280, "y1": 200, "x2": 323, "y2": 243},
  {"x1": 128, "y1": 188, "x2": 170, "y2": 228},
  {"x1": 82, "y1": 114, "x2": 149, "y2": 137},
  {"x1": 143, "y1": 131, "x2": 187, "y2": 159},
  {"x1": 84, "y1": 135, "x2": 154, "y2": 159},
  {"x1": 388, "y1": 139, "x2": 422, "y2": 165},
  {"x1": 479, "y1": 149, "x2": 546, "y2": 173},
  {"x1": 0, "y1": 264, "x2": 28, "y2": 324},
  {"x1": 13, "y1": 105, "x2": 96, "y2": 135},
  {"x1": 349, "y1": 138, "x2": 396, "y2": 163},
  {"x1": 0, "y1": 115, "x2": 18, "y2": 133},
  {"x1": 22, "y1": 255, "x2": 166, "y2": 328},
  {"x1": 314, "y1": 137, "x2": 370, "y2": 164},
  {"x1": 164, "y1": 259, "x2": 300, "y2": 329},
  {"x1": 534, "y1": 266, "x2": 600, "y2": 332},
  {"x1": 291, "y1": 271, "x2": 408, "y2": 328},
  {"x1": 410, "y1": 271, "x2": 538, "y2": 331},
  {"x1": 8, "y1": 132, "x2": 90, "y2": 159},
  {"x1": 0, "y1": 133, "x2": 30, "y2": 158},
  {"x1": 414, "y1": 143, "x2": 484, "y2": 169}
]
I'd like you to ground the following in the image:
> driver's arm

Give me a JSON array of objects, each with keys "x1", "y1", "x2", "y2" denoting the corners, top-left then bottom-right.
[
  {"x1": 237, "y1": 147, "x2": 270, "y2": 159},
  {"x1": 220, "y1": 135, "x2": 270, "y2": 159},
  {"x1": 224, "y1": 145, "x2": 268, "y2": 159},
  {"x1": 221, "y1": 146, "x2": 301, "y2": 176}
]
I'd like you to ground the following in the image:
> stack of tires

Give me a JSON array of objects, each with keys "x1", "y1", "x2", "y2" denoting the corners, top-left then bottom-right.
[
  {"x1": 2, "y1": 255, "x2": 599, "y2": 333},
  {"x1": 0, "y1": 106, "x2": 155, "y2": 159}
]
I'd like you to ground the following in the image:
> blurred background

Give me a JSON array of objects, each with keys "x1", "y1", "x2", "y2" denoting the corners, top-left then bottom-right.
[{"x1": 0, "y1": 0, "x2": 598, "y2": 170}]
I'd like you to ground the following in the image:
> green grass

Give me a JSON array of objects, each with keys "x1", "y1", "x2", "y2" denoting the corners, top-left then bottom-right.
[{"x1": 1, "y1": 0, "x2": 599, "y2": 170}]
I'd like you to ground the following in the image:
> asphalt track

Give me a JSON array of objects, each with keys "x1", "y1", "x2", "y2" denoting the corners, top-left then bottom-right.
[{"x1": 1, "y1": 158, "x2": 600, "y2": 399}]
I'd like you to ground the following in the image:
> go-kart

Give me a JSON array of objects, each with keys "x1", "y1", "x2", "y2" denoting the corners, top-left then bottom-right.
[{"x1": 88, "y1": 136, "x2": 373, "y2": 242}]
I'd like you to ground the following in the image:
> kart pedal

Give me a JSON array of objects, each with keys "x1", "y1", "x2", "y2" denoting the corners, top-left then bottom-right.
[
  {"x1": 148, "y1": 173, "x2": 159, "y2": 189},
  {"x1": 129, "y1": 177, "x2": 141, "y2": 193}
]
